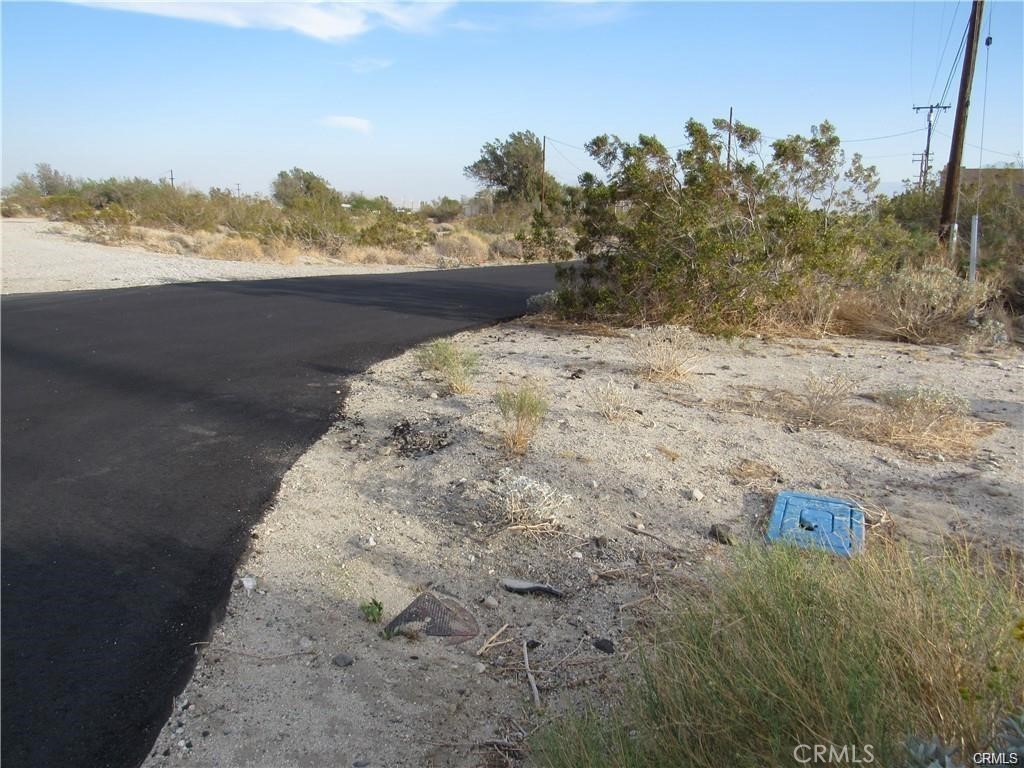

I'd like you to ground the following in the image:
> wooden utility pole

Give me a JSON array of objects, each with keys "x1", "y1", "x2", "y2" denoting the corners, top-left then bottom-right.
[
  {"x1": 167, "y1": 170, "x2": 175, "y2": 190},
  {"x1": 726, "y1": 107, "x2": 734, "y2": 171},
  {"x1": 938, "y1": 0, "x2": 984, "y2": 242},
  {"x1": 912, "y1": 103, "x2": 949, "y2": 191},
  {"x1": 540, "y1": 135, "x2": 547, "y2": 210}
]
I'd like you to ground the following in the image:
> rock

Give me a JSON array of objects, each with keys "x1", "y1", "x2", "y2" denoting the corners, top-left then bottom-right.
[
  {"x1": 571, "y1": 551, "x2": 584, "y2": 559},
  {"x1": 634, "y1": 522, "x2": 646, "y2": 531},
  {"x1": 481, "y1": 595, "x2": 499, "y2": 609},
  {"x1": 473, "y1": 662, "x2": 486, "y2": 674},
  {"x1": 709, "y1": 524, "x2": 737, "y2": 546},
  {"x1": 331, "y1": 653, "x2": 355, "y2": 668},
  {"x1": 685, "y1": 488, "x2": 705, "y2": 502},
  {"x1": 429, "y1": 391, "x2": 439, "y2": 399},
  {"x1": 501, "y1": 578, "x2": 565, "y2": 598},
  {"x1": 593, "y1": 638, "x2": 615, "y2": 654},
  {"x1": 362, "y1": 535, "x2": 377, "y2": 550},
  {"x1": 353, "y1": 760, "x2": 371, "y2": 768},
  {"x1": 593, "y1": 535, "x2": 608, "y2": 549},
  {"x1": 240, "y1": 575, "x2": 257, "y2": 595}
]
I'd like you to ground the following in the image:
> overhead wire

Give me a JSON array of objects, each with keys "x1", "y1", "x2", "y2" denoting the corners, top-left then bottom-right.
[
  {"x1": 975, "y1": 4, "x2": 994, "y2": 215},
  {"x1": 928, "y1": 0, "x2": 961, "y2": 103}
]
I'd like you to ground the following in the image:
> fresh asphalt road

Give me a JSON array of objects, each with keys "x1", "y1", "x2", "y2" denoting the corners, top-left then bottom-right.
[{"x1": 1, "y1": 264, "x2": 557, "y2": 768}]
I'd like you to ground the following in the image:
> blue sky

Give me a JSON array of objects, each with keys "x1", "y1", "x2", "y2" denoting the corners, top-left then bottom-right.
[{"x1": 3, "y1": 1, "x2": 1022, "y2": 205}]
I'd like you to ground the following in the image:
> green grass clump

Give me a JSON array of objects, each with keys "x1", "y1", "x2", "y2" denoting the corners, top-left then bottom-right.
[
  {"x1": 494, "y1": 381, "x2": 548, "y2": 455},
  {"x1": 416, "y1": 339, "x2": 480, "y2": 394},
  {"x1": 535, "y1": 542, "x2": 1024, "y2": 768}
]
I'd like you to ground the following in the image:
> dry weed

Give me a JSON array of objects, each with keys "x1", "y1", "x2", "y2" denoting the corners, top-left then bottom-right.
[
  {"x1": 631, "y1": 326, "x2": 700, "y2": 380},
  {"x1": 416, "y1": 340, "x2": 479, "y2": 395},
  {"x1": 203, "y1": 236, "x2": 265, "y2": 262},
  {"x1": 492, "y1": 468, "x2": 570, "y2": 535},
  {"x1": 728, "y1": 459, "x2": 782, "y2": 486},
  {"x1": 586, "y1": 378, "x2": 636, "y2": 421},
  {"x1": 495, "y1": 382, "x2": 548, "y2": 455},
  {"x1": 795, "y1": 371, "x2": 856, "y2": 426},
  {"x1": 855, "y1": 386, "x2": 998, "y2": 458}
]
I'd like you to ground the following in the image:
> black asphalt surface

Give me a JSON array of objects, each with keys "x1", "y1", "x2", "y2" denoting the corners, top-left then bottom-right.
[{"x1": 1, "y1": 264, "x2": 557, "y2": 768}]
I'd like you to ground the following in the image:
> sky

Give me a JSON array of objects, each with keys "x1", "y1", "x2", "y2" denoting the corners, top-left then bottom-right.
[{"x1": 2, "y1": 1, "x2": 1022, "y2": 205}]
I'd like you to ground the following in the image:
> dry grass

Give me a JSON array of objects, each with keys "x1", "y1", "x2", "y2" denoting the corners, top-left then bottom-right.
[
  {"x1": 536, "y1": 541, "x2": 1024, "y2": 768},
  {"x1": 795, "y1": 371, "x2": 856, "y2": 426},
  {"x1": 835, "y1": 265, "x2": 994, "y2": 344},
  {"x1": 492, "y1": 468, "x2": 570, "y2": 535},
  {"x1": 494, "y1": 381, "x2": 548, "y2": 455},
  {"x1": 587, "y1": 378, "x2": 636, "y2": 421},
  {"x1": 723, "y1": 379, "x2": 999, "y2": 460},
  {"x1": 630, "y1": 326, "x2": 701, "y2": 380},
  {"x1": 416, "y1": 339, "x2": 479, "y2": 395},
  {"x1": 434, "y1": 231, "x2": 489, "y2": 266},
  {"x1": 202, "y1": 236, "x2": 266, "y2": 262},
  {"x1": 728, "y1": 458, "x2": 782, "y2": 486},
  {"x1": 856, "y1": 386, "x2": 999, "y2": 458}
]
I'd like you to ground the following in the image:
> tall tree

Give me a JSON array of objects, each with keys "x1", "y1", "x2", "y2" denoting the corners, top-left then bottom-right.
[{"x1": 464, "y1": 131, "x2": 560, "y2": 205}]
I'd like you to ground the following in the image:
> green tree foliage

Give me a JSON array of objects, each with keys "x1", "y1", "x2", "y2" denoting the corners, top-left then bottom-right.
[
  {"x1": 558, "y1": 119, "x2": 896, "y2": 330},
  {"x1": 464, "y1": 130, "x2": 562, "y2": 207},
  {"x1": 419, "y1": 196, "x2": 463, "y2": 222}
]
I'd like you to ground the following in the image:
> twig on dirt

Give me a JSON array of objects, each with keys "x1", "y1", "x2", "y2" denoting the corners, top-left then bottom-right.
[
  {"x1": 522, "y1": 640, "x2": 541, "y2": 709},
  {"x1": 224, "y1": 648, "x2": 317, "y2": 663},
  {"x1": 546, "y1": 637, "x2": 586, "y2": 673},
  {"x1": 655, "y1": 444, "x2": 680, "y2": 461},
  {"x1": 622, "y1": 524, "x2": 680, "y2": 552},
  {"x1": 618, "y1": 594, "x2": 657, "y2": 612},
  {"x1": 476, "y1": 623, "x2": 511, "y2": 657}
]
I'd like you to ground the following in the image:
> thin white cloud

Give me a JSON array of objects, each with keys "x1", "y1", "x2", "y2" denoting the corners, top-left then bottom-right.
[
  {"x1": 322, "y1": 115, "x2": 373, "y2": 134},
  {"x1": 347, "y1": 57, "x2": 393, "y2": 74},
  {"x1": 65, "y1": 2, "x2": 453, "y2": 43}
]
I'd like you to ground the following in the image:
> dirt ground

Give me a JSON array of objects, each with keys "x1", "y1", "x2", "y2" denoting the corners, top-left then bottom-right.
[
  {"x1": 0, "y1": 219, "x2": 427, "y2": 294},
  {"x1": 140, "y1": 320, "x2": 1023, "y2": 768}
]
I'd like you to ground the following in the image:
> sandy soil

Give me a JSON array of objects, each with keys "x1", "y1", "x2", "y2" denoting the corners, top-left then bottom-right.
[
  {"x1": 140, "y1": 320, "x2": 1023, "y2": 768},
  {"x1": 0, "y1": 219, "x2": 426, "y2": 294}
]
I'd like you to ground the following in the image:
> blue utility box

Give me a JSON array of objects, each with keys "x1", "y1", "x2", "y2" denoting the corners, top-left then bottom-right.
[{"x1": 766, "y1": 491, "x2": 865, "y2": 557}]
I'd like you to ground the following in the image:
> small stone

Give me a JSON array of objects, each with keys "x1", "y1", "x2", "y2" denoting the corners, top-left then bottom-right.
[
  {"x1": 473, "y1": 662, "x2": 486, "y2": 674},
  {"x1": 593, "y1": 535, "x2": 608, "y2": 549},
  {"x1": 686, "y1": 488, "x2": 705, "y2": 502},
  {"x1": 353, "y1": 760, "x2": 371, "y2": 768},
  {"x1": 362, "y1": 535, "x2": 377, "y2": 550},
  {"x1": 429, "y1": 391, "x2": 439, "y2": 399},
  {"x1": 571, "y1": 551, "x2": 583, "y2": 560},
  {"x1": 634, "y1": 522, "x2": 646, "y2": 531},
  {"x1": 331, "y1": 654, "x2": 355, "y2": 668},
  {"x1": 240, "y1": 575, "x2": 257, "y2": 595},
  {"x1": 593, "y1": 638, "x2": 615, "y2": 654},
  {"x1": 481, "y1": 595, "x2": 499, "y2": 609},
  {"x1": 709, "y1": 524, "x2": 737, "y2": 546}
]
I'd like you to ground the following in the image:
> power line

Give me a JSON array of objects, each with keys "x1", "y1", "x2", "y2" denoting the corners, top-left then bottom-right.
[
  {"x1": 975, "y1": 5, "x2": 994, "y2": 214},
  {"x1": 549, "y1": 143, "x2": 588, "y2": 175},
  {"x1": 928, "y1": 0, "x2": 961, "y2": 103},
  {"x1": 933, "y1": 129, "x2": 1020, "y2": 158},
  {"x1": 936, "y1": 20, "x2": 970, "y2": 112}
]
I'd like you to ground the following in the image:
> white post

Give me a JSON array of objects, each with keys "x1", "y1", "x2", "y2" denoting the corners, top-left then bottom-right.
[{"x1": 968, "y1": 214, "x2": 979, "y2": 283}]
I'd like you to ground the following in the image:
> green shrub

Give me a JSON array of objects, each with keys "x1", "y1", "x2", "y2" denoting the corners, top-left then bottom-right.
[
  {"x1": 494, "y1": 382, "x2": 548, "y2": 454},
  {"x1": 536, "y1": 542, "x2": 1024, "y2": 768},
  {"x1": 356, "y1": 213, "x2": 431, "y2": 253},
  {"x1": 416, "y1": 339, "x2": 479, "y2": 394}
]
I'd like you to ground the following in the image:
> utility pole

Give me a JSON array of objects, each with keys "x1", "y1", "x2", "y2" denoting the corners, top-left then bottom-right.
[
  {"x1": 726, "y1": 106, "x2": 734, "y2": 171},
  {"x1": 540, "y1": 135, "x2": 547, "y2": 211},
  {"x1": 235, "y1": 183, "x2": 241, "y2": 198},
  {"x1": 939, "y1": 0, "x2": 984, "y2": 242},
  {"x1": 912, "y1": 103, "x2": 949, "y2": 191},
  {"x1": 167, "y1": 170, "x2": 175, "y2": 190}
]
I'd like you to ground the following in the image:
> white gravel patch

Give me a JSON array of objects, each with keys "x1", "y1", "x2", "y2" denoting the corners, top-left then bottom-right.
[{"x1": 1, "y1": 219, "x2": 427, "y2": 295}]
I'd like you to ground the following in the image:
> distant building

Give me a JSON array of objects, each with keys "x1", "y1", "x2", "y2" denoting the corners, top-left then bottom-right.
[{"x1": 940, "y1": 165, "x2": 1024, "y2": 198}]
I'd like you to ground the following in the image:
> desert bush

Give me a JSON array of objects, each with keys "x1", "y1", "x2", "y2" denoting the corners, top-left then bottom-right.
[
  {"x1": 416, "y1": 339, "x2": 479, "y2": 394},
  {"x1": 858, "y1": 386, "x2": 995, "y2": 458},
  {"x1": 419, "y1": 196, "x2": 462, "y2": 223},
  {"x1": 630, "y1": 326, "x2": 700, "y2": 381},
  {"x1": 836, "y1": 264, "x2": 994, "y2": 344},
  {"x1": 556, "y1": 120, "x2": 890, "y2": 331},
  {"x1": 79, "y1": 203, "x2": 135, "y2": 244},
  {"x1": 494, "y1": 381, "x2": 548, "y2": 455},
  {"x1": 796, "y1": 371, "x2": 856, "y2": 426},
  {"x1": 517, "y1": 213, "x2": 577, "y2": 263},
  {"x1": 356, "y1": 213, "x2": 431, "y2": 253},
  {"x1": 42, "y1": 193, "x2": 92, "y2": 221},
  {"x1": 434, "y1": 232, "x2": 488, "y2": 265},
  {"x1": 526, "y1": 290, "x2": 559, "y2": 313},
  {"x1": 202, "y1": 236, "x2": 265, "y2": 262},
  {"x1": 536, "y1": 541, "x2": 1024, "y2": 768},
  {"x1": 488, "y1": 235, "x2": 524, "y2": 261},
  {"x1": 491, "y1": 468, "x2": 570, "y2": 534}
]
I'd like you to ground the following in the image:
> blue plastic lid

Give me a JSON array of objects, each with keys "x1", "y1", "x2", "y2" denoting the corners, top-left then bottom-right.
[{"x1": 765, "y1": 491, "x2": 865, "y2": 557}]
